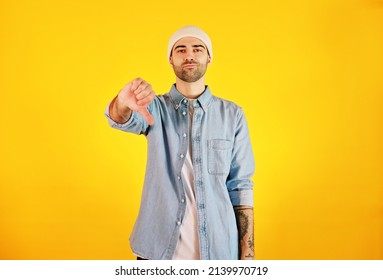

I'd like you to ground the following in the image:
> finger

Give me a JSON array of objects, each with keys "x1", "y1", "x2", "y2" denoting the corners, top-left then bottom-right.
[
  {"x1": 138, "y1": 108, "x2": 154, "y2": 126},
  {"x1": 134, "y1": 82, "x2": 149, "y2": 95},
  {"x1": 137, "y1": 94, "x2": 155, "y2": 106},
  {"x1": 120, "y1": 81, "x2": 134, "y2": 95},
  {"x1": 136, "y1": 88, "x2": 152, "y2": 100},
  {"x1": 131, "y1": 78, "x2": 143, "y2": 92}
]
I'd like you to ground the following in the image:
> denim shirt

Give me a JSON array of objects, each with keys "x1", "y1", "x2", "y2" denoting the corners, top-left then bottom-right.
[{"x1": 105, "y1": 84, "x2": 255, "y2": 260}]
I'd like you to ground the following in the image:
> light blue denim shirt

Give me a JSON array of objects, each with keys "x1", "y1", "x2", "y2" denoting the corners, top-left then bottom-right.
[{"x1": 105, "y1": 84, "x2": 255, "y2": 260}]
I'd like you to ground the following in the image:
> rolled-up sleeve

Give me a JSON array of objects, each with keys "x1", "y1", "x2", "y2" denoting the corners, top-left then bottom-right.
[
  {"x1": 104, "y1": 102, "x2": 153, "y2": 135},
  {"x1": 226, "y1": 108, "x2": 255, "y2": 207}
]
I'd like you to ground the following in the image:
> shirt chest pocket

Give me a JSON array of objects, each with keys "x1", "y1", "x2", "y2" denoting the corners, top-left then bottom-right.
[{"x1": 207, "y1": 139, "x2": 232, "y2": 176}]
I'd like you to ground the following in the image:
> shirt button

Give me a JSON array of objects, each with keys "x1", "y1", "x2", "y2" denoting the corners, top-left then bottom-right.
[
  {"x1": 177, "y1": 176, "x2": 181, "y2": 180},
  {"x1": 183, "y1": 99, "x2": 187, "y2": 103},
  {"x1": 183, "y1": 133, "x2": 187, "y2": 138},
  {"x1": 177, "y1": 221, "x2": 181, "y2": 226},
  {"x1": 182, "y1": 111, "x2": 186, "y2": 116},
  {"x1": 180, "y1": 154, "x2": 184, "y2": 159},
  {"x1": 181, "y1": 198, "x2": 185, "y2": 203}
]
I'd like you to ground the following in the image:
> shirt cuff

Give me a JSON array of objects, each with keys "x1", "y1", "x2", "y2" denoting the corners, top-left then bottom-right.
[
  {"x1": 229, "y1": 189, "x2": 254, "y2": 207},
  {"x1": 104, "y1": 102, "x2": 135, "y2": 129}
]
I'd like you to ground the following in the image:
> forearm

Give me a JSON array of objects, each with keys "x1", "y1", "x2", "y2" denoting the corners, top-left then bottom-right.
[
  {"x1": 109, "y1": 95, "x2": 132, "y2": 124},
  {"x1": 234, "y1": 205, "x2": 254, "y2": 260}
]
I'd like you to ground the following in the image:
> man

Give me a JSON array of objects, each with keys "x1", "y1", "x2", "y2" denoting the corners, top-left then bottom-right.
[{"x1": 105, "y1": 26, "x2": 255, "y2": 260}]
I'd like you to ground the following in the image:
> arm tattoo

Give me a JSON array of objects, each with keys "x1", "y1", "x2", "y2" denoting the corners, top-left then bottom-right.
[
  {"x1": 247, "y1": 232, "x2": 254, "y2": 251},
  {"x1": 234, "y1": 206, "x2": 254, "y2": 259},
  {"x1": 236, "y1": 210, "x2": 249, "y2": 241},
  {"x1": 245, "y1": 253, "x2": 254, "y2": 259}
]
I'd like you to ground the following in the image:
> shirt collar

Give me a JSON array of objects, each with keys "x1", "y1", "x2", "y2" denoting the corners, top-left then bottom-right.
[{"x1": 169, "y1": 84, "x2": 213, "y2": 112}]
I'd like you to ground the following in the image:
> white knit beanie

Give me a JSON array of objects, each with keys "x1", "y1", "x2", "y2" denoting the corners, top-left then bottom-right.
[{"x1": 167, "y1": 26, "x2": 213, "y2": 62}]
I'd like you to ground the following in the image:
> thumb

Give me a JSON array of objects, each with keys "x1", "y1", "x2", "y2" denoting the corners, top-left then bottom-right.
[{"x1": 138, "y1": 108, "x2": 154, "y2": 126}]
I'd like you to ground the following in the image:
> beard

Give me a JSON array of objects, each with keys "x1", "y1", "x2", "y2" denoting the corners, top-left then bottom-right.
[{"x1": 172, "y1": 61, "x2": 208, "y2": 83}]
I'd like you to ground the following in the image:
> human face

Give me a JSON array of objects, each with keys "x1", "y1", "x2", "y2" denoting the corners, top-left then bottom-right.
[{"x1": 169, "y1": 37, "x2": 210, "y2": 83}]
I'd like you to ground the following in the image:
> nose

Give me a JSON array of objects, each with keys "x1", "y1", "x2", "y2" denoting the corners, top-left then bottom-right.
[{"x1": 184, "y1": 49, "x2": 195, "y2": 61}]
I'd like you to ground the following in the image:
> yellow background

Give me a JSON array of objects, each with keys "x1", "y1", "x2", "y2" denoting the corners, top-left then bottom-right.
[{"x1": 1, "y1": 0, "x2": 382, "y2": 259}]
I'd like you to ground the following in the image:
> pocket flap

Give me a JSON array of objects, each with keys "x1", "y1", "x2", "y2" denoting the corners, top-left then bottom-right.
[{"x1": 208, "y1": 139, "x2": 232, "y2": 150}]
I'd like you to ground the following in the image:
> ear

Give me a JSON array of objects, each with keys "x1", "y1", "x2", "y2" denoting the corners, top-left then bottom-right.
[
  {"x1": 169, "y1": 56, "x2": 173, "y2": 65},
  {"x1": 207, "y1": 56, "x2": 211, "y2": 64}
]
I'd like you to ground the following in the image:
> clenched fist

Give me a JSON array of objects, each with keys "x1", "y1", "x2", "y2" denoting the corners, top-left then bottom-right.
[{"x1": 110, "y1": 78, "x2": 155, "y2": 125}]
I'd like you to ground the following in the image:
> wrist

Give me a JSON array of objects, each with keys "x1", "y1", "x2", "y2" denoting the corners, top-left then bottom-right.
[{"x1": 110, "y1": 97, "x2": 132, "y2": 124}]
